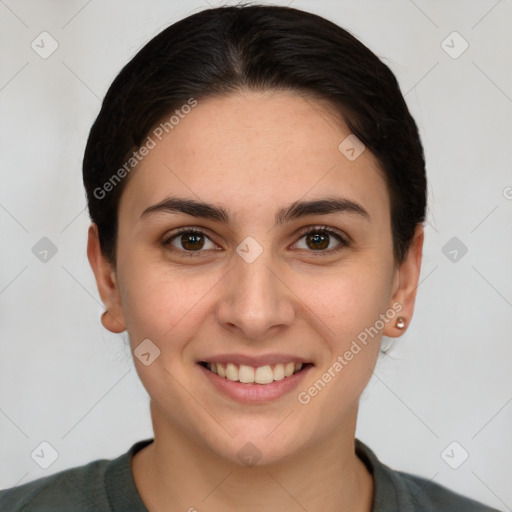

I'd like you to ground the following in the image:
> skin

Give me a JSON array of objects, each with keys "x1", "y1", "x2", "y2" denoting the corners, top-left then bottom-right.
[{"x1": 88, "y1": 89, "x2": 423, "y2": 512}]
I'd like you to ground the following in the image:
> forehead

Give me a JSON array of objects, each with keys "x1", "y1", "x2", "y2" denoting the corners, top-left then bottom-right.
[{"x1": 118, "y1": 90, "x2": 390, "y2": 226}]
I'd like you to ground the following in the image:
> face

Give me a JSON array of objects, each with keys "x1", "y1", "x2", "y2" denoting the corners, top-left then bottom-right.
[{"x1": 89, "y1": 90, "x2": 422, "y2": 466}]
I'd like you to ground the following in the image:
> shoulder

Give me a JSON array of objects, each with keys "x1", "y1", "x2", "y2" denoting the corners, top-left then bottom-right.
[
  {"x1": 0, "y1": 438, "x2": 152, "y2": 512},
  {"x1": 355, "y1": 439, "x2": 501, "y2": 512},
  {"x1": 0, "y1": 458, "x2": 110, "y2": 512},
  {"x1": 395, "y1": 470, "x2": 500, "y2": 512}
]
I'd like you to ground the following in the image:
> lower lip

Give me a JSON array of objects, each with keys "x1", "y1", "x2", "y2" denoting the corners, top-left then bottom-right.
[{"x1": 197, "y1": 363, "x2": 314, "y2": 403}]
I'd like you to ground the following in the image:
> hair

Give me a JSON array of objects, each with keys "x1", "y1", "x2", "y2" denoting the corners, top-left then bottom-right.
[{"x1": 83, "y1": 3, "x2": 426, "y2": 267}]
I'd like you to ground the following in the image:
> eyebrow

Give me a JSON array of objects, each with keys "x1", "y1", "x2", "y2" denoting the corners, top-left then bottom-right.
[{"x1": 139, "y1": 196, "x2": 370, "y2": 225}]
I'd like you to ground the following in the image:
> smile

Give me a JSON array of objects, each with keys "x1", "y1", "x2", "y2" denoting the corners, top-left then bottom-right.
[{"x1": 200, "y1": 361, "x2": 309, "y2": 384}]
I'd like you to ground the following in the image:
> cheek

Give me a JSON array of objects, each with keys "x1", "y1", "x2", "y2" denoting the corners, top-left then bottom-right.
[
  {"x1": 118, "y1": 252, "x2": 224, "y2": 348},
  {"x1": 118, "y1": 226, "x2": 394, "y2": 347},
  {"x1": 293, "y1": 264, "x2": 391, "y2": 404},
  {"x1": 294, "y1": 263, "x2": 393, "y2": 340},
  {"x1": 295, "y1": 271, "x2": 387, "y2": 416}
]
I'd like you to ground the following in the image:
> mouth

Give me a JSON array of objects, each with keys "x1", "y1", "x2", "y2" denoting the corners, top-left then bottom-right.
[
  {"x1": 197, "y1": 359, "x2": 315, "y2": 403},
  {"x1": 198, "y1": 361, "x2": 313, "y2": 385}
]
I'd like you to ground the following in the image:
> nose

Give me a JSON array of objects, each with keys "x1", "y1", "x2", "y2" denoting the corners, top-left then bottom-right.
[{"x1": 215, "y1": 244, "x2": 295, "y2": 340}]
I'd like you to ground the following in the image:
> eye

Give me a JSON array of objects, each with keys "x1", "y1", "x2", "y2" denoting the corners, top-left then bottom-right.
[
  {"x1": 162, "y1": 225, "x2": 349, "y2": 257},
  {"x1": 293, "y1": 225, "x2": 349, "y2": 255},
  {"x1": 163, "y1": 228, "x2": 218, "y2": 256}
]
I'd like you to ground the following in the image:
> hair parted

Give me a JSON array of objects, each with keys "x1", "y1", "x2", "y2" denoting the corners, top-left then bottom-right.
[{"x1": 83, "y1": 3, "x2": 426, "y2": 266}]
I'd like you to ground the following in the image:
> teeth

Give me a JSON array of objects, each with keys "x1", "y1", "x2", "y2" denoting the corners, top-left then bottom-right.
[
  {"x1": 205, "y1": 361, "x2": 304, "y2": 384},
  {"x1": 238, "y1": 364, "x2": 254, "y2": 383},
  {"x1": 273, "y1": 363, "x2": 285, "y2": 380},
  {"x1": 255, "y1": 365, "x2": 274, "y2": 384},
  {"x1": 226, "y1": 363, "x2": 239, "y2": 381},
  {"x1": 285, "y1": 362, "x2": 295, "y2": 377}
]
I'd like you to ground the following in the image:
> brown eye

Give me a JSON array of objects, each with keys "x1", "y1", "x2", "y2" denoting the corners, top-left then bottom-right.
[
  {"x1": 162, "y1": 225, "x2": 349, "y2": 258},
  {"x1": 180, "y1": 232, "x2": 205, "y2": 251},
  {"x1": 294, "y1": 226, "x2": 349, "y2": 255},
  {"x1": 305, "y1": 232, "x2": 330, "y2": 250},
  {"x1": 163, "y1": 229, "x2": 217, "y2": 254}
]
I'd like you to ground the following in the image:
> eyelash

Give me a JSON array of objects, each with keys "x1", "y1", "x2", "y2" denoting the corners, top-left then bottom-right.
[{"x1": 162, "y1": 225, "x2": 350, "y2": 257}]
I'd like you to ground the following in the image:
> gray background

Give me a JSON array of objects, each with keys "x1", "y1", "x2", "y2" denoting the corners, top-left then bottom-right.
[{"x1": 1, "y1": 0, "x2": 511, "y2": 510}]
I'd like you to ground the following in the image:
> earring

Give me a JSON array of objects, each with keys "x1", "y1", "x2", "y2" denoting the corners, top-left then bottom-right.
[{"x1": 395, "y1": 316, "x2": 406, "y2": 329}]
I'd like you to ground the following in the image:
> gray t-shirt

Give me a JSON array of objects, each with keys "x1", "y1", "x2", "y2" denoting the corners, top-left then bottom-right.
[{"x1": 0, "y1": 438, "x2": 500, "y2": 511}]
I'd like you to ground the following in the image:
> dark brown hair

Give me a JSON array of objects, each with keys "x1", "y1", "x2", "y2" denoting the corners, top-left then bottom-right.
[{"x1": 83, "y1": 3, "x2": 426, "y2": 266}]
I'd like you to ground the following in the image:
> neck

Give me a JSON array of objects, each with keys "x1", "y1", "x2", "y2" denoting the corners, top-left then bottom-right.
[{"x1": 132, "y1": 402, "x2": 374, "y2": 512}]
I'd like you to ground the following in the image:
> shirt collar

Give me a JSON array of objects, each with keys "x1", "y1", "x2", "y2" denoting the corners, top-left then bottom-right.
[{"x1": 105, "y1": 437, "x2": 414, "y2": 512}]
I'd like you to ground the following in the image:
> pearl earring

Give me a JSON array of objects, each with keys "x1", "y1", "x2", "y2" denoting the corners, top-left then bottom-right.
[{"x1": 395, "y1": 316, "x2": 405, "y2": 329}]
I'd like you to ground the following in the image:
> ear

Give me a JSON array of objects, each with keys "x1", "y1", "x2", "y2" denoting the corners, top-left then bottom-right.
[
  {"x1": 87, "y1": 223, "x2": 126, "y2": 333},
  {"x1": 383, "y1": 224, "x2": 424, "y2": 338}
]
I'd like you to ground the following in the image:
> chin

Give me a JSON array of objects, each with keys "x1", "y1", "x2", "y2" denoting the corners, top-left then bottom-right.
[{"x1": 209, "y1": 425, "x2": 305, "y2": 468}]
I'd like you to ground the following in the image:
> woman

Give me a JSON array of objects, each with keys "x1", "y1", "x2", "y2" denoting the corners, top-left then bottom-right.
[{"x1": 0, "y1": 4, "x2": 500, "y2": 511}]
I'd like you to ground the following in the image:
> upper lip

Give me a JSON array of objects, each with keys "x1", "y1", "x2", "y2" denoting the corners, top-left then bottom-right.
[{"x1": 198, "y1": 353, "x2": 313, "y2": 367}]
